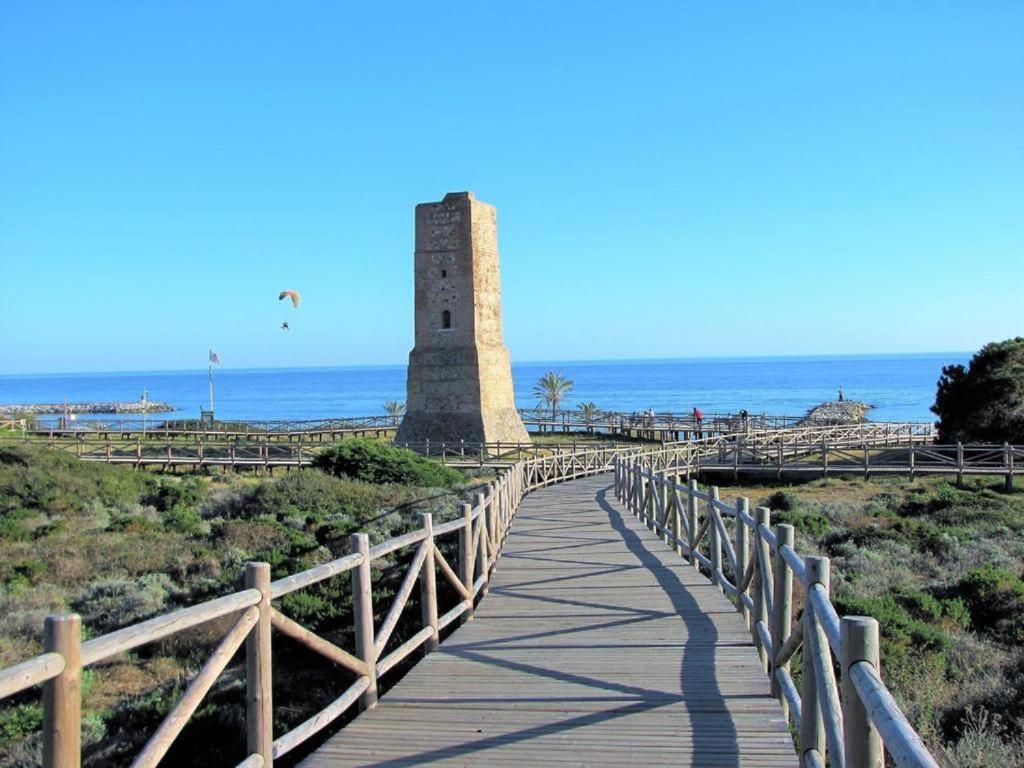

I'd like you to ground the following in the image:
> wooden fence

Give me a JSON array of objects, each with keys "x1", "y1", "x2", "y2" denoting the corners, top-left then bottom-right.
[
  {"x1": 6, "y1": 421, "x2": 935, "y2": 473},
  {"x1": 2, "y1": 435, "x2": 630, "y2": 472},
  {"x1": 614, "y1": 455, "x2": 940, "y2": 768},
  {"x1": 0, "y1": 429, "x2": 958, "y2": 767},
  {"x1": 0, "y1": 446, "x2": 620, "y2": 768},
  {"x1": 695, "y1": 440, "x2": 1020, "y2": 488},
  {"x1": 22, "y1": 409, "x2": 811, "y2": 443}
]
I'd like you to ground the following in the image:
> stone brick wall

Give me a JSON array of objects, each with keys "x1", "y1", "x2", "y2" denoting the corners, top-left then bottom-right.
[{"x1": 396, "y1": 192, "x2": 530, "y2": 445}]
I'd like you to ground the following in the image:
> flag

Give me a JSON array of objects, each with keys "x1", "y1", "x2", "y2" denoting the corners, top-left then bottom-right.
[{"x1": 209, "y1": 350, "x2": 221, "y2": 365}]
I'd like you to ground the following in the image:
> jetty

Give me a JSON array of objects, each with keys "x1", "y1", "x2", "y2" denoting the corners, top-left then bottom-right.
[{"x1": 0, "y1": 401, "x2": 174, "y2": 416}]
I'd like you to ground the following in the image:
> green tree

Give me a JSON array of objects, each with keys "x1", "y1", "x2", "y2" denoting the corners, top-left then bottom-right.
[
  {"x1": 533, "y1": 372, "x2": 574, "y2": 421},
  {"x1": 932, "y1": 338, "x2": 1024, "y2": 443},
  {"x1": 577, "y1": 402, "x2": 601, "y2": 433},
  {"x1": 383, "y1": 400, "x2": 406, "y2": 426}
]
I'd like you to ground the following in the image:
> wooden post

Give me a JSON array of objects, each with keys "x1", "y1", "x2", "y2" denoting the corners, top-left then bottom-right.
[
  {"x1": 908, "y1": 445, "x2": 915, "y2": 480},
  {"x1": 244, "y1": 563, "x2": 273, "y2": 764},
  {"x1": 1006, "y1": 442, "x2": 1014, "y2": 492},
  {"x1": 772, "y1": 524, "x2": 794, "y2": 716},
  {"x1": 43, "y1": 614, "x2": 81, "y2": 768},
  {"x1": 735, "y1": 497, "x2": 750, "y2": 627},
  {"x1": 956, "y1": 441, "x2": 964, "y2": 487},
  {"x1": 488, "y1": 484, "x2": 498, "y2": 558},
  {"x1": 672, "y1": 478, "x2": 683, "y2": 556},
  {"x1": 459, "y1": 503, "x2": 475, "y2": 621},
  {"x1": 418, "y1": 513, "x2": 439, "y2": 653},
  {"x1": 475, "y1": 492, "x2": 489, "y2": 593},
  {"x1": 350, "y1": 534, "x2": 378, "y2": 709},
  {"x1": 801, "y1": 556, "x2": 830, "y2": 767},
  {"x1": 659, "y1": 472, "x2": 670, "y2": 544},
  {"x1": 687, "y1": 479, "x2": 699, "y2": 569},
  {"x1": 753, "y1": 507, "x2": 771, "y2": 671},
  {"x1": 709, "y1": 487, "x2": 722, "y2": 590},
  {"x1": 841, "y1": 616, "x2": 883, "y2": 768}
]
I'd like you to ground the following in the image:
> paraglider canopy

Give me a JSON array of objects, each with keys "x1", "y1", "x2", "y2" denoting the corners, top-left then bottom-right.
[{"x1": 279, "y1": 289, "x2": 301, "y2": 308}]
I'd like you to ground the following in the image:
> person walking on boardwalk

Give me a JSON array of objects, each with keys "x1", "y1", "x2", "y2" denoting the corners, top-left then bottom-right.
[{"x1": 693, "y1": 406, "x2": 704, "y2": 439}]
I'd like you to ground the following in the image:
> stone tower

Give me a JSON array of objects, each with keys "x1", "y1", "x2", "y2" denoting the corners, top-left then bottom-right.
[{"x1": 395, "y1": 192, "x2": 531, "y2": 445}]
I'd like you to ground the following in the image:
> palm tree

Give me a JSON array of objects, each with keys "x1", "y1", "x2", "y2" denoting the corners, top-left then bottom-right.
[
  {"x1": 577, "y1": 402, "x2": 601, "y2": 433},
  {"x1": 533, "y1": 372, "x2": 574, "y2": 422},
  {"x1": 383, "y1": 400, "x2": 406, "y2": 426}
]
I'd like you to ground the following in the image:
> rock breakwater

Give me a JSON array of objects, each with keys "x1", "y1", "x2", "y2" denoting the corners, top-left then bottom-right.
[
  {"x1": 800, "y1": 400, "x2": 872, "y2": 424},
  {"x1": 0, "y1": 402, "x2": 175, "y2": 416}
]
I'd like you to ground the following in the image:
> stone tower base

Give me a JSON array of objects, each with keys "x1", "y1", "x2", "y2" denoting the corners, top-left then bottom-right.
[{"x1": 396, "y1": 345, "x2": 531, "y2": 446}]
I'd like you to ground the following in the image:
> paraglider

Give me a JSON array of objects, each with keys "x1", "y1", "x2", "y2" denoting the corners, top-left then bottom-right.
[
  {"x1": 277, "y1": 289, "x2": 300, "y2": 332},
  {"x1": 278, "y1": 290, "x2": 301, "y2": 308}
]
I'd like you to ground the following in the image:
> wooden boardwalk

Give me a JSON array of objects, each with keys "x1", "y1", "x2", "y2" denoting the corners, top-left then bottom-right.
[{"x1": 302, "y1": 474, "x2": 796, "y2": 767}]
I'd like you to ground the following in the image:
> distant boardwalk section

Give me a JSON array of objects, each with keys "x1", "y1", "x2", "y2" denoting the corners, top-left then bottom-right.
[{"x1": 396, "y1": 192, "x2": 530, "y2": 445}]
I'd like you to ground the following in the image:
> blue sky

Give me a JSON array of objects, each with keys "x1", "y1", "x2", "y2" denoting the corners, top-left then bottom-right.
[{"x1": 1, "y1": 1, "x2": 1021, "y2": 374}]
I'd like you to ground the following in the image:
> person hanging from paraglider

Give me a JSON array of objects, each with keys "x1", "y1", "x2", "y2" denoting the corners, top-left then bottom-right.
[{"x1": 278, "y1": 290, "x2": 300, "y2": 330}]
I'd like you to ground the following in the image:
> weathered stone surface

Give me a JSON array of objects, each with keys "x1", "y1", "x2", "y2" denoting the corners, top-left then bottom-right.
[
  {"x1": 799, "y1": 400, "x2": 873, "y2": 424},
  {"x1": 396, "y1": 192, "x2": 530, "y2": 445}
]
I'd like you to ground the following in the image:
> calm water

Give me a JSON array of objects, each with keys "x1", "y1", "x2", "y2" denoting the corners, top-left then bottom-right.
[{"x1": 0, "y1": 354, "x2": 965, "y2": 424}]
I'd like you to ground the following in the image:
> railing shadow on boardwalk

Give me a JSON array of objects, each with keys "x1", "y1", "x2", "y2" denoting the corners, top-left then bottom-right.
[
  {"x1": 596, "y1": 484, "x2": 740, "y2": 768},
  {"x1": 346, "y1": 479, "x2": 741, "y2": 768}
]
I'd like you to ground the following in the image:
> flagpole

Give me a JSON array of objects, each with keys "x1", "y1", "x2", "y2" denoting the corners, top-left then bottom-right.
[{"x1": 208, "y1": 351, "x2": 214, "y2": 413}]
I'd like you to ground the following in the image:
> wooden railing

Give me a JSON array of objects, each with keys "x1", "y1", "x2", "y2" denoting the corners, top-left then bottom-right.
[
  {"x1": 694, "y1": 440, "x2": 1020, "y2": 488},
  {"x1": 0, "y1": 418, "x2": 27, "y2": 433},
  {"x1": 0, "y1": 446, "x2": 621, "y2": 768},
  {"x1": 2, "y1": 434, "x2": 632, "y2": 471},
  {"x1": 22, "y1": 409, "x2": 817, "y2": 443},
  {"x1": 614, "y1": 454, "x2": 941, "y2": 768},
  {"x1": 0, "y1": 427, "x2": 954, "y2": 767}
]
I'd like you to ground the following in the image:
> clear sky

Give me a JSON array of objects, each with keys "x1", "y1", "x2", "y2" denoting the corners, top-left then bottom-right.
[{"x1": 1, "y1": 1, "x2": 1021, "y2": 375}]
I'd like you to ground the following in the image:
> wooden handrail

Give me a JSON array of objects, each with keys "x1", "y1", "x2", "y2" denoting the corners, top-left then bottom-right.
[
  {"x1": 0, "y1": 432, "x2": 967, "y2": 767},
  {"x1": 617, "y1": 452, "x2": 944, "y2": 767}
]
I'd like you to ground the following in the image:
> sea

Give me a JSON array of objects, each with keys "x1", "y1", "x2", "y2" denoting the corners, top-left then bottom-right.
[{"x1": 0, "y1": 354, "x2": 967, "y2": 424}]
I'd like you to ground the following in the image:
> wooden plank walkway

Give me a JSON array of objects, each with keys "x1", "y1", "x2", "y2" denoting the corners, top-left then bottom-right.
[{"x1": 302, "y1": 474, "x2": 796, "y2": 767}]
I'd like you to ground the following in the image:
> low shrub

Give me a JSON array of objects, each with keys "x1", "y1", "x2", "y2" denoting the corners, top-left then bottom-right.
[
  {"x1": 72, "y1": 574, "x2": 175, "y2": 634},
  {"x1": 313, "y1": 440, "x2": 464, "y2": 489},
  {"x1": 955, "y1": 565, "x2": 1024, "y2": 644},
  {"x1": 763, "y1": 490, "x2": 796, "y2": 511},
  {"x1": 0, "y1": 703, "x2": 42, "y2": 749},
  {"x1": 769, "y1": 507, "x2": 831, "y2": 538}
]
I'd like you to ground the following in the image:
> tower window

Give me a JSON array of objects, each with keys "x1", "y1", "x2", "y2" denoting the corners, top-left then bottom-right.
[
  {"x1": 441, "y1": 310, "x2": 451, "y2": 329},
  {"x1": 441, "y1": 269, "x2": 447, "y2": 278}
]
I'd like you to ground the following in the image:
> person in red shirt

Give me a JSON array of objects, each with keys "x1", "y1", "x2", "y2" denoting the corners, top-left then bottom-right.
[{"x1": 693, "y1": 406, "x2": 704, "y2": 438}]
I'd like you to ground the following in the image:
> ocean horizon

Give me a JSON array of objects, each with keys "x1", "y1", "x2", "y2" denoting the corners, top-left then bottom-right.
[{"x1": 0, "y1": 352, "x2": 968, "y2": 423}]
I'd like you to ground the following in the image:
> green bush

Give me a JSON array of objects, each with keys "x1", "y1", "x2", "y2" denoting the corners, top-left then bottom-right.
[
  {"x1": 764, "y1": 490, "x2": 796, "y2": 511},
  {"x1": 833, "y1": 591, "x2": 953, "y2": 702},
  {"x1": 955, "y1": 565, "x2": 1024, "y2": 644},
  {"x1": 0, "y1": 703, "x2": 42, "y2": 748},
  {"x1": 769, "y1": 507, "x2": 831, "y2": 538},
  {"x1": 145, "y1": 477, "x2": 206, "y2": 513},
  {"x1": 313, "y1": 440, "x2": 464, "y2": 489}
]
